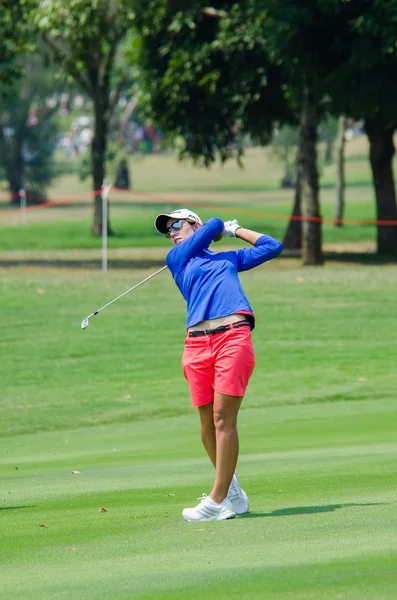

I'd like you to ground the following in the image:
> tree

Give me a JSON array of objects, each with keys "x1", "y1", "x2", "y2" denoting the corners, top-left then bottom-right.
[
  {"x1": 267, "y1": 0, "x2": 397, "y2": 256},
  {"x1": 136, "y1": 1, "x2": 397, "y2": 261},
  {"x1": 334, "y1": 115, "x2": 346, "y2": 227},
  {"x1": 32, "y1": 0, "x2": 136, "y2": 235},
  {"x1": 324, "y1": 1, "x2": 397, "y2": 254},
  {"x1": 136, "y1": 1, "x2": 351, "y2": 264},
  {"x1": 0, "y1": 52, "x2": 60, "y2": 203},
  {"x1": 0, "y1": 0, "x2": 33, "y2": 86},
  {"x1": 134, "y1": 1, "x2": 294, "y2": 166},
  {"x1": 273, "y1": 0, "x2": 397, "y2": 255},
  {"x1": 298, "y1": 85, "x2": 323, "y2": 265},
  {"x1": 262, "y1": 1, "x2": 353, "y2": 264},
  {"x1": 232, "y1": 0, "x2": 397, "y2": 260}
]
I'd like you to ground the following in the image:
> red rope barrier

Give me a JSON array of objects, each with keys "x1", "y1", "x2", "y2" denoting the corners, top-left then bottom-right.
[
  {"x1": 113, "y1": 188, "x2": 397, "y2": 227},
  {"x1": 0, "y1": 189, "x2": 102, "y2": 216},
  {"x1": 1, "y1": 185, "x2": 397, "y2": 226}
]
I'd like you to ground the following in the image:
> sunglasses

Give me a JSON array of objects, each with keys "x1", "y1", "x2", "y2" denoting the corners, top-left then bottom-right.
[{"x1": 165, "y1": 219, "x2": 188, "y2": 238}]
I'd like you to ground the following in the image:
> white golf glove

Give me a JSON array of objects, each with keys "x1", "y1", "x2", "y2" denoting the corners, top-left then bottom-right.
[{"x1": 223, "y1": 219, "x2": 242, "y2": 237}]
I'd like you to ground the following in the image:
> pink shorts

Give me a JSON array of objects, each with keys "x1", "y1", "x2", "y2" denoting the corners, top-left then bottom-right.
[{"x1": 182, "y1": 325, "x2": 256, "y2": 407}]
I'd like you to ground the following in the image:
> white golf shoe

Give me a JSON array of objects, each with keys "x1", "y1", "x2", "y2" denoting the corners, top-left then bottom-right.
[
  {"x1": 227, "y1": 474, "x2": 249, "y2": 514},
  {"x1": 182, "y1": 494, "x2": 236, "y2": 522}
]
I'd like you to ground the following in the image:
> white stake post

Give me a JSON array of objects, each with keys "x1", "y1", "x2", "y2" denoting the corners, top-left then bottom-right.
[
  {"x1": 101, "y1": 181, "x2": 112, "y2": 272},
  {"x1": 19, "y1": 188, "x2": 27, "y2": 224}
]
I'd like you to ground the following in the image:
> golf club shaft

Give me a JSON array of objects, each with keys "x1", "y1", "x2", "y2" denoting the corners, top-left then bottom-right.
[{"x1": 86, "y1": 265, "x2": 168, "y2": 320}]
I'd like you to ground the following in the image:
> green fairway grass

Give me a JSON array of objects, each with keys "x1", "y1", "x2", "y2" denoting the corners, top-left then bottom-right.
[
  {"x1": 1, "y1": 404, "x2": 396, "y2": 600},
  {"x1": 1, "y1": 263, "x2": 397, "y2": 599}
]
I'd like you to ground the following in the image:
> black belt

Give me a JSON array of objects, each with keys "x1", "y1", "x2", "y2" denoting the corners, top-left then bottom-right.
[{"x1": 188, "y1": 319, "x2": 250, "y2": 337}]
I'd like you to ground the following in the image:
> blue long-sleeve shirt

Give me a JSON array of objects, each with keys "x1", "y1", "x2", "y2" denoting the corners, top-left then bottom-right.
[{"x1": 166, "y1": 218, "x2": 283, "y2": 329}]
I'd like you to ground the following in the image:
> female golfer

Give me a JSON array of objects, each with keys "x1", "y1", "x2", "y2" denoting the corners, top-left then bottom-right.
[{"x1": 154, "y1": 208, "x2": 283, "y2": 521}]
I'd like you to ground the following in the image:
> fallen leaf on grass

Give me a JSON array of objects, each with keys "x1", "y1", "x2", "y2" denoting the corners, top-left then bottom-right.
[
  {"x1": 99, "y1": 507, "x2": 109, "y2": 512},
  {"x1": 358, "y1": 377, "x2": 368, "y2": 382},
  {"x1": 68, "y1": 547, "x2": 76, "y2": 551},
  {"x1": 37, "y1": 288, "x2": 45, "y2": 295},
  {"x1": 39, "y1": 524, "x2": 48, "y2": 528},
  {"x1": 165, "y1": 493, "x2": 176, "y2": 497},
  {"x1": 71, "y1": 471, "x2": 80, "y2": 475},
  {"x1": 190, "y1": 529, "x2": 205, "y2": 533}
]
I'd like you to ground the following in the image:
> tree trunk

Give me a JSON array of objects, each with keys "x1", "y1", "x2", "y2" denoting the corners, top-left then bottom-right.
[
  {"x1": 91, "y1": 88, "x2": 112, "y2": 236},
  {"x1": 8, "y1": 168, "x2": 23, "y2": 204},
  {"x1": 334, "y1": 115, "x2": 346, "y2": 227},
  {"x1": 300, "y1": 85, "x2": 323, "y2": 265},
  {"x1": 365, "y1": 118, "x2": 397, "y2": 255},
  {"x1": 282, "y1": 150, "x2": 302, "y2": 250},
  {"x1": 324, "y1": 139, "x2": 333, "y2": 164},
  {"x1": 4, "y1": 134, "x2": 24, "y2": 204}
]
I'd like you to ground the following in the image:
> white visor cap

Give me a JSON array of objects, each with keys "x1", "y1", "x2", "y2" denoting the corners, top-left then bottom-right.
[{"x1": 154, "y1": 208, "x2": 203, "y2": 234}]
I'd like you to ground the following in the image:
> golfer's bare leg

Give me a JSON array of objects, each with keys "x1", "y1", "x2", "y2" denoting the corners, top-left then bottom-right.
[
  {"x1": 198, "y1": 402, "x2": 216, "y2": 467},
  {"x1": 209, "y1": 392, "x2": 243, "y2": 504}
]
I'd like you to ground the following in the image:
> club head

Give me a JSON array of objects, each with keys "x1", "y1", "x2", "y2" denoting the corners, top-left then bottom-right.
[{"x1": 81, "y1": 318, "x2": 89, "y2": 330}]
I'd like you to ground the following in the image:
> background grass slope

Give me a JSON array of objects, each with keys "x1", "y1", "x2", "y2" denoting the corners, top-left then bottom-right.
[{"x1": 0, "y1": 140, "x2": 385, "y2": 251}]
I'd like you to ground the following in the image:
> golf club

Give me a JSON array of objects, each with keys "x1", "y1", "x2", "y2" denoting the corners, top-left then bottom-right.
[{"x1": 81, "y1": 265, "x2": 168, "y2": 329}]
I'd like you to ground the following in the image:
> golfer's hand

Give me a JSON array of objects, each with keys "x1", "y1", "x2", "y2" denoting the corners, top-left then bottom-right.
[{"x1": 223, "y1": 219, "x2": 241, "y2": 237}]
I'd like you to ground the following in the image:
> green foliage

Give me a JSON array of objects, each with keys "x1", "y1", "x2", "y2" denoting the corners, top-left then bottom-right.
[
  {"x1": 30, "y1": 1, "x2": 141, "y2": 235},
  {"x1": 134, "y1": 0, "x2": 397, "y2": 165},
  {"x1": 0, "y1": 52, "x2": 60, "y2": 201},
  {"x1": 322, "y1": 1, "x2": 397, "y2": 122},
  {"x1": 0, "y1": 0, "x2": 35, "y2": 86},
  {"x1": 32, "y1": 0, "x2": 136, "y2": 82},
  {"x1": 262, "y1": 0, "x2": 397, "y2": 124},
  {"x1": 30, "y1": 0, "x2": 138, "y2": 114},
  {"x1": 135, "y1": 1, "x2": 293, "y2": 166}
]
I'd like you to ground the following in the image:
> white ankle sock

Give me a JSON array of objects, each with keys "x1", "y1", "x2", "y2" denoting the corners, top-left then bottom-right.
[{"x1": 208, "y1": 497, "x2": 227, "y2": 507}]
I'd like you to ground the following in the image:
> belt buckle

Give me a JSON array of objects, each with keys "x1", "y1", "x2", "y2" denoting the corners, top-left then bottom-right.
[{"x1": 204, "y1": 328, "x2": 211, "y2": 336}]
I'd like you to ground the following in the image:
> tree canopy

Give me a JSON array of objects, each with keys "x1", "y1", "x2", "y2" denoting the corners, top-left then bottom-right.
[
  {"x1": 0, "y1": 0, "x2": 33, "y2": 86},
  {"x1": 135, "y1": 1, "x2": 294, "y2": 166},
  {"x1": 0, "y1": 51, "x2": 60, "y2": 202},
  {"x1": 32, "y1": 0, "x2": 137, "y2": 234}
]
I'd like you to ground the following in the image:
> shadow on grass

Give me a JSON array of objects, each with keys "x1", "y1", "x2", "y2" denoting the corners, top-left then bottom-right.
[
  {"x1": 320, "y1": 178, "x2": 373, "y2": 189},
  {"x1": 0, "y1": 259, "x2": 166, "y2": 270},
  {"x1": 283, "y1": 250, "x2": 397, "y2": 266},
  {"x1": 0, "y1": 505, "x2": 35, "y2": 511},
  {"x1": 2, "y1": 252, "x2": 397, "y2": 269},
  {"x1": 324, "y1": 252, "x2": 397, "y2": 265},
  {"x1": 241, "y1": 502, "x2": 385, "y2": 519}
]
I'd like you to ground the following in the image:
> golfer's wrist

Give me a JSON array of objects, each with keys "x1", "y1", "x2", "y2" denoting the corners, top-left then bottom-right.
[{"x1": 235, "y1": 227, "x2": 263, "y2": 245}]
